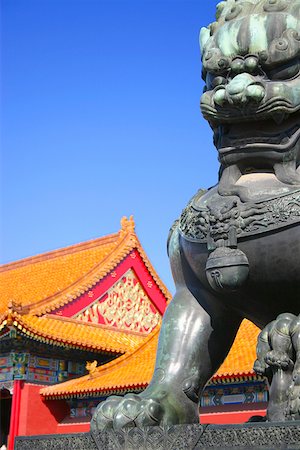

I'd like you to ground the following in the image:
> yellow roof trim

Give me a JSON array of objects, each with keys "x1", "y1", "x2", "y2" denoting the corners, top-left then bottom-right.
[{"x1": 0, "y1": 310, "x2": 146, "y2": 353}]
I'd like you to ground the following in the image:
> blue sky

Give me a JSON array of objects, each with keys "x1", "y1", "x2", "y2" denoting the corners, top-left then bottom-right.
[{"x1": 2, "y1": 0, "x2": 219, "y2": 292}]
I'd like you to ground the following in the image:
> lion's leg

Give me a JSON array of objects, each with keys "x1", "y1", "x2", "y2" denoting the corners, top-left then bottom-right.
[
  {"x1": 255, "y1": 314, "x2": 296, "y2": 421},
  {"x1": 91, "y1": 227, "x2": 241, "y2": 430},
  {"x1": 254, "y1": 323, "x2": 274, "y2": 385},
  {"x1": 287, "y1": 315, "x2": 300, "y2": 420},
  {"x1": 140, "y1": 285, "x2": 242, "y2": 424}
]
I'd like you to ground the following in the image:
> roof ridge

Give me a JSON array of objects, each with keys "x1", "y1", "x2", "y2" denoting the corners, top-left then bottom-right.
[
  {"x1": 29, "y1": 229, "x2": 139, "y2": 314},
  {"x1": 0, "y1": 232, "x2": 120, "y2": 273}
]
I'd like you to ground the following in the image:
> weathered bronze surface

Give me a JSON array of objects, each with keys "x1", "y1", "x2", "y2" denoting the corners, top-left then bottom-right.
[{"x1": 91, "y1": 0, "x2": 300, "y2": 430}]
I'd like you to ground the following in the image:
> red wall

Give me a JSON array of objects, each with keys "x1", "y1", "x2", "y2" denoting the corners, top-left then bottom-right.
[
  {"x1": 16, "y1": 383, "x2": 90, "y2": 437},
  {"x1": 200, "y1": 402, "x2": 267, "y2": 424},
  {"x1": 57, "y1": 421, "x2": 90, "y2": 434},
  {"x1": 18, "y1": 383, "x2": 69, "y2": 436}
]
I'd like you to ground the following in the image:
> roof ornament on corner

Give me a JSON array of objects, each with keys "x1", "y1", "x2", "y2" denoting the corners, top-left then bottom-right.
[
  {"x1": 120, "y1": 215, "x2": 135, "y2": 236},
  {"x1": 86, "y1": 360, "x2": 98, "y2": 378},
  {"x1": 7, "y1": 299, "x2": 28, "y2": 315}
]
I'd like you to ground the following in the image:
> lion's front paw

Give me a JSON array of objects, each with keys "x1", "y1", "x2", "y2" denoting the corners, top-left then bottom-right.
[{"x1": 90, "y1": 393, "x2": 164, "y2": 432}]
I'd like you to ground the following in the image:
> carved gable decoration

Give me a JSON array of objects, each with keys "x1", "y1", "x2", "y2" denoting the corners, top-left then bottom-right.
[{"x1": 74, "y1": 269, "x2": 160, "y2": 333}]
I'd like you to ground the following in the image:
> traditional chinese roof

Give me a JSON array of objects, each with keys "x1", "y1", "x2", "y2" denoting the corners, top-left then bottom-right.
[
  {"x1": 0, "y1": 217, "x2": 170, "y2": 354},
  {"x1": 41, "y1": 319, "x2": 260, "y2": 399}
]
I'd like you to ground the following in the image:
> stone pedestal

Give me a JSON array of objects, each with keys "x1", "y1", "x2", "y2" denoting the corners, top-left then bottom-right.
[{"x1": 14, "y1": 421, "x2": 300, "y2": 449}]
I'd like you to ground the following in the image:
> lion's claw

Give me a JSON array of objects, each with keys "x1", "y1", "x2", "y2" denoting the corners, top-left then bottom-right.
[{"x1": 91, "y1": 393, "x2": 165, "y2": 432}]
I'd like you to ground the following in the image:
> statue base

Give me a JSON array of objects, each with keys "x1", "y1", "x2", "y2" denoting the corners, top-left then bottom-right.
[{"x1": 14, "y1": 421, "x2": 300, "y2": 449}]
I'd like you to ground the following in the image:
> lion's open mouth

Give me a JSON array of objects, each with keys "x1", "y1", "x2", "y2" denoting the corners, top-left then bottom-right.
[
  {"x1": 201, "y1": 97, "x2": 298, "y2": 125},
  {"x1": 215, "y1": 115, "x2": 300, "y2": 155}
]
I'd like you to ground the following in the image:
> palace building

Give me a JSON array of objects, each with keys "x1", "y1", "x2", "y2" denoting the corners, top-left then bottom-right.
[{"x1": 0, "y1": 218, "x2": 267, "y2": 449}]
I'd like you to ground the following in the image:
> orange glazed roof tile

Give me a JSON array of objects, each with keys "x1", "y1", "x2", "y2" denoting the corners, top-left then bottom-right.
[
  {"x1": 0, "y1": 231, "x2": 120, "y2": 316},
  {"x1": 214, "y1": 319, "x2": 259, "y2": 380},
  {"x1": 41, "y1": 319, "x2": 261, "y2": 399},
  {"x1": 41, "y1": 325, "x2": 160, "y2": 398},
  {"x1": 0, "y1": 217, "x2": 170, "y2": 353}
]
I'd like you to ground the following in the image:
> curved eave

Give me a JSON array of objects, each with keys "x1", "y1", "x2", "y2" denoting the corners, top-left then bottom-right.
[
  {"x1": 42, "y1": 373, "x2": 264, "y2": 401},
  {"x1": 44, "y1": 384, "x2": 148, "y2": 400},
  {"x1": 0, "y1": 312, "x2": 146, "y2": 354},
  {"x1": 209, "y1": 371, "x2": 263, "y2": 385}
]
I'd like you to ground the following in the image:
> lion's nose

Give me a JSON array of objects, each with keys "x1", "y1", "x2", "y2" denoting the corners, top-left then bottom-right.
[{"x1": 213, "y1": 73, "x2": 265, "y2": 106}]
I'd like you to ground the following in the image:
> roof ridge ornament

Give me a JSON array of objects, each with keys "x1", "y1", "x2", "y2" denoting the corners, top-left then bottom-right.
[
  {"x1": 120, "y1": 215, "x2": 135, "y2": 234},
  {"x1": 7, "y1": 299, "x2": 29, "y2": 315},
  {"x1": 86, "y1": 360, "x2": 98, "y2": 378}
]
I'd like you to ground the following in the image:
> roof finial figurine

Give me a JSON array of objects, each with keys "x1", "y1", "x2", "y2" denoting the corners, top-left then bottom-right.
[
  {"x1": 7, "y1": 298, "x2": 26, "y2": 315},
  {"x1": 86, "y1": 360, "x2": 98, "y2": 378},
  {"x1": 120, "y1": 215, "x2": 135, "y2": 234}
]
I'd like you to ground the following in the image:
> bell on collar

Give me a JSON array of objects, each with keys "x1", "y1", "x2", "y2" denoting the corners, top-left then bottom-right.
[{"x1": 205, "y1": 247, "x2": 249, "y2": 293}]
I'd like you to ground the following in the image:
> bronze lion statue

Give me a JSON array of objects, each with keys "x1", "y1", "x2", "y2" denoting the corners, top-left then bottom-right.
[{"x1": 92, "y1": 0, "x2": 300, "y2": 430}]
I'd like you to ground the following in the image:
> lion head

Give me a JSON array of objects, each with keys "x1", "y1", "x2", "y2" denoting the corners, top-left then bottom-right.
[{"x1": 200, "y1": 0, "x2": 300, "y2": 185}]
